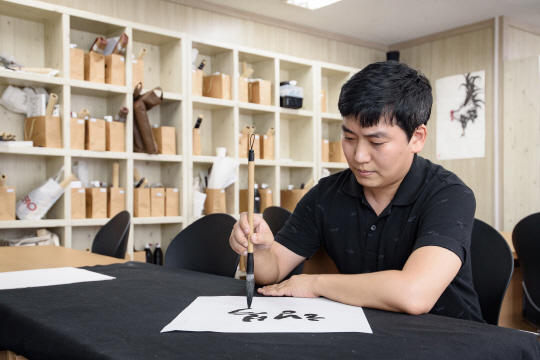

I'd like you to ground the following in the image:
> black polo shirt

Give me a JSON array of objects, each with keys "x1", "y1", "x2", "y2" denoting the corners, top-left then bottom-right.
[{"x1": 275, "y1": 154, "x2": 484, "y2": 323}]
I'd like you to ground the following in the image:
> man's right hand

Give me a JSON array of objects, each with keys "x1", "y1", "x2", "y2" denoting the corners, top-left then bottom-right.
[{"x1": 229, "y1": 213, "x2": 274, "y2": 256}]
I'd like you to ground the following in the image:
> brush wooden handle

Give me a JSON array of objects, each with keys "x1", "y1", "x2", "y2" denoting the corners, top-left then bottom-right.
[
  {"x1": 0, "y1": 174, "x2": 6, "y2": 187},
  {"x1": 137, "y1": 48, "x2": 147, "y2": 60},
  {"x1": 112, "y1": 162, "x2": 119, "y2": 188},
  {"x1": 46, "y1": 93, "x2": 58, "y2": 116},
  {"x1": 247, "y1": 160, "x2": 254, "y2": 254}
]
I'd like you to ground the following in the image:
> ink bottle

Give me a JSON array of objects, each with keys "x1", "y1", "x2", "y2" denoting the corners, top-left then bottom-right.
[
  {"x1": 154, "y1": 243, "x2": 163, "y2": 266},
  {"x1": 145, "y1": 243, "x2": 153, "y2": 264}
]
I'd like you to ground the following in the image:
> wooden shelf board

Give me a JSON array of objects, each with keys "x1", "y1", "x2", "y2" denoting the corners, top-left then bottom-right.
[
  {"x1": 70, "y1": 150, "x2": 129, "y2": 160},
  {"x1": 321, "y1": 162, "x2": 349, "y2": 169},
  {"x1": 238, "y1": 102, "x2": 276, "y2": 115},
  {"x1": 192, "y1": 96, "x2": 235, "y2": 110},
  {"x1": 132, "y1": 153, "x2": 183, "y2": 162},
  {"x1": 0, "y1": 71, "x2": 64, "y2": 88},
  {"x1": 71, "y1": 219, "x2": 109, "y2": 227},
  {"x1": 132, "y1": 216, "x2": 183, "y2": 225},
  {"x1": 278, "y1": 160, "x2": 315, "y2": 168},
  {"x1": 0, "y1": 146, "x2": 66, "y2": 157},
  {"x1": 279, "y1": 108, "x2": 314, "y2": 120},
  {"x1": 68, "y1": 80, "x2": 130, "y2": 97},
  {"x1": 0, "y1": 219, "x2": 68, "y2": 229},
  {"x1": 192, "y1": 155, "x2": 216, "y2": 164},
  {"x1": 321, "y1": 112, "x2": 343, "y2": 121}
]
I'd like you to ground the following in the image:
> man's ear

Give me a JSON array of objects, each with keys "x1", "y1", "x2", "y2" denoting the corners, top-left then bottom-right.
[{"x1": 411, "y1": 125, "x2": 427, "y2": 153}]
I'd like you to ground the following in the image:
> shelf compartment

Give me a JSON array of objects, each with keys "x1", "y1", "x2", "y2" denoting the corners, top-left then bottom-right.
[
  {"x1": 0, "y1": 226, "x2": 67, "y2": 247},
  {"x1": 0, "y1": 153, "x2": 66, "y2": 220},
  {"x1": 132, "y1": 30, "x2": 183, "y2": 93},
  {"x1": 0, "y1": 5, "x2": 64, "y2": 77},
  {"x1": 238, "y1": 51, "x2": 276, "y2": 105},
  {"x1": 321, "y1": 67, "x2": 353, "y2": 115},
  {"x1": 133, "y1": 223, "x2": 182, "y2": 255},
  {"x1": 146, "y1": 99, "x2": 183, "y2": 156},
  {"x1": 133, "y1": 160, "x2": 182, "y2": 217},
  {"x1": 321, "y1": 118, "x2": 344, "y2": 162},
  {"x1": 239, "y1": 108, "x2": 276, "y2": 160},
  {"x1": 192, "y1": 106, "x2": 235, "y2": 157},
  {"x1": 71, "y1": 157, "x2": 128, "y2": 196},
  {"x1": 192, "y1": 162, "x2": 235, "y2": 216},
  {"x1": 192, "y1": 41, "x2": 234, "y2": 86},
  {"x1": 0, "y1": 83, "x2": 64, "y2": 146},
  {"x1": 280, "y1": 166, "x2": 315, "y2": 192},
  {"x1": 279, "y1": 60, "x2": 314, "y2": 111},
  {"x1": 279, "y1": 116, "x2": 314, "y2": 162}
]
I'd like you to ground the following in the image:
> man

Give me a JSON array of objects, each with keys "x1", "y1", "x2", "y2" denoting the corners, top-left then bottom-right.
[{"x1": 229, "y1": 61, "x2": 484, "y2": 322}]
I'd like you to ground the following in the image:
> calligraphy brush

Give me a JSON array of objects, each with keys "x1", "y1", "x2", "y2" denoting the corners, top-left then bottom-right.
[{"x1": 246, "y1": 133, "x2": 256, "y2": 309}]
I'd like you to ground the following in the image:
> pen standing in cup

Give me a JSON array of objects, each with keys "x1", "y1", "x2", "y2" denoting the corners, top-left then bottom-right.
[
  {"x1": 246, "y1": 133, "x2": 256, "y2": 309},
  {"x1": 0, "y1": 174, "x2": 6, "y2": 187}
]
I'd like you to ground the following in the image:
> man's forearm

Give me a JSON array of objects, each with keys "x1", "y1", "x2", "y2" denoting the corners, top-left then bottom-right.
[
  {"x1": 252, "y1": 248, "x2": 281, "y2": 285},
  {"x1": 312, "y1": 271, "x2": 432, "y2": 315}
]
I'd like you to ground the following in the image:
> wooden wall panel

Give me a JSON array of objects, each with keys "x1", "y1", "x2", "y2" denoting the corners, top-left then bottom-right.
[
  {"x1": 397, "y1": 27, "x2": 496, "y2": 225},
  {"x1": 38, "y1": 0, "x2": 386, "y2": 69},
  {"x1": 502, "y1": 56, "x2": 540, "y2": 231},
  {"x1": 506, "y1": 26, "x2": 540, "y2": 61}
]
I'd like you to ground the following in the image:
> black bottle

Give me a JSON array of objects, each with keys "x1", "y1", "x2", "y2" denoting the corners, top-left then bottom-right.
[
  {"x1": 254, "y1": 183, "x2": 260, "y2": 214},
  {"x1": 154, "y1": 243, "x2": 163, "y2": 266},
  {"x1": 144, "y1": 243, "x2": 153, "y2": 263}
]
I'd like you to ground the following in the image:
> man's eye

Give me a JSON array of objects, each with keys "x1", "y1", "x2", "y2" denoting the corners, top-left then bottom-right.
[
  {"x1": 344, "y1": 137, "x2": 355, "y2": 141},
  {"x1": 371, "y1": 142, "x2": 384, "y2": 147}
]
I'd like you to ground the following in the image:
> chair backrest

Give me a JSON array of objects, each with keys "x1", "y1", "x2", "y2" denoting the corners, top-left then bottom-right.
[
  {"x1": 262, "y1": 206, "x2": 305, "y2": 278},
  {"x1": 512, "y1": 212, "x2": 540, "y2": 328},
  {"x1": 164, "y1": 213, "x2": 239, "y2": 278},
  {"x1": 470, "y1": 218, "x2": 514, "y2": 325},
  {"x1": 91, "y1": 211, "x2": 131, "y2": 260}
]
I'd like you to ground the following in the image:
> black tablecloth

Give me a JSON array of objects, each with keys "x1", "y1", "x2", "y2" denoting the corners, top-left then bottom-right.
[{"x1": 0, "y1": 262, "x2": 539, "y2": 359}]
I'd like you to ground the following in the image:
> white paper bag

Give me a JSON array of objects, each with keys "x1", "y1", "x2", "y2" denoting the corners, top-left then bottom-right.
[{"x1": 16, "y1": 168, "x2": 65, "y2": 220}]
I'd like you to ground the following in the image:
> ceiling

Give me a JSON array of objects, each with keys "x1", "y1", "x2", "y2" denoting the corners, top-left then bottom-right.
[{"x1": 194, "y1": 0, "x2": 540, "y2": 45}]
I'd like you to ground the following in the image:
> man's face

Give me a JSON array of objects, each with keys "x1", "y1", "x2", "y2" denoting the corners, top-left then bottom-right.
[{"x1": 341, "y1": 116, "x2": 423, "y2": 191}]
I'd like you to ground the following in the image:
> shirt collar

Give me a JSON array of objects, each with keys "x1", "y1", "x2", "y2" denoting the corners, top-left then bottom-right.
[{"x1": 341, "y1": 154, "x2": 428, "y2": 206}]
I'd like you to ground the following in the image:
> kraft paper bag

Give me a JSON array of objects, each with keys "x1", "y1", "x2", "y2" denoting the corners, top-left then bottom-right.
[
  {"x1": 86, "y1": 188, "x2": 107, "y2": 219},
  {"x1": 106, "y1": 121, "x2": 125, "y2": 152},
  {"x1": 108, "y1": 187, "x2": 125, "y2": 218},
  {"x1": 132, "y1": 59, "x2": 144, "y2": 88},
  {"x1": 105, "y1": 54, "x2": 125, "y2": 86},
  {"x1": 192, "y1": 69, "x2": 203, "y2": 97},
  {"x1": 239, "y1": 132, "x2": 248, "y2": 159},
  {"x1": 238, "y1": 76, "x2": 249, "y2": 102},
  {"x1": 71, "y1": 188, "x2": 86, "y2": 219},
  {"x1": 85, "y1": 118, "x2": 106, "y2": 151},
  {"x1": 150, "y1": 188, "x2": 165, "y2": 217},
  {"x1": 260, "y1": 133, "x2": 274, "y2": 160},
  {"x1": 204, "y1": 188, "x2": 226, "y2": 214},
  {"x1": 24, "y1": 116, "x2": 62, "y2": 148},
  {"x1": 165, "y1": 188, "x2": 179, "y2": 217},
  {"x1": 321, "y1": 139, "x2": 330, "y2": 162},
  {"x1": 259, "y1": 188, "x2": 273, "y2": 213},
  {"x1": 249, "y1": 80, "x2": 271, "y2": 106},
  {"x1": 70, "y1": 48, "x2": 84, "y2": 81},
  {"x1": 71, "y1": 118, "x2": 86, "y2": 150},
  {"x1": 329, "y1": 140, "x2": 347, "y2": 163},
  {"x1": 203, "y1": 74, "x2": 231, "y2": 100},
  {"x1": 134, "y1": 188, "x2": 150, "y2": 217},
  {"x1": 193, "y1": 128, "x2": 201, "y2": 156},
  {"x1": 280, "y1": 189, "x2": 308, "y2": 212},
  {"x1": 321, "y1": 89, "x2": 327, "y2": 113},
  {"x1": 84, "y1": 52, "x2": 105, "y2": 83},
  {"x1": 152, "y1": 126, "x2": 176, "y2": 155},
  {"x1": 0, "y1": 186, "x2": 16, "y2": 220}
]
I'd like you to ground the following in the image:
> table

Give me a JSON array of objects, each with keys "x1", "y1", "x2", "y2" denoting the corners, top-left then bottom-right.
[
  {"x1": 1, "y1": 262, "x2": 539, "y2": 360},
  {"x1": 0, "y1": 245, "x2": 127, "y2": 273}
]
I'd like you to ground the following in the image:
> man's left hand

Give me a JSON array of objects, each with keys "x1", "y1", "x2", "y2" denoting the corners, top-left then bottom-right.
[{"x1": 257, "y1": 274, "x2": 321, "y2": 298}]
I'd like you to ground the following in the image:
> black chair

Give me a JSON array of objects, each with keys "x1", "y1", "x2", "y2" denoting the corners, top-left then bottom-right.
[
  {"x1": 91, "y1": 210, "x2": 131, "y2": 259},
  {"x1": 512, "y1": 212, "x2": 540, "y2": 330},
  {"x1": 165, "y1": 213, "x2": 239, "y2": 278},
  {"x1": 262, "y1": 206, "x2": 305, "y2": 279},
  {"x1": 470, "y1": 218, "x2": 514, "y2": 325}
]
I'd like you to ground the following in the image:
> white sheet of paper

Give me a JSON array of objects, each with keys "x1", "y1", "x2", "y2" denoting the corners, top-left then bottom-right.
[
  {"x1": 161, "y1": 296, "x2": 372, "y2": 334},
  {"x1": 0, "y1": 267, "x2": 115, "y2": 290}
]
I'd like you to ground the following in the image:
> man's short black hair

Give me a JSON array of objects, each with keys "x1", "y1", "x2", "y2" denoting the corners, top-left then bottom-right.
[{"x1": 338, "y1": 61, "x2": 432, "y2": 141}]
